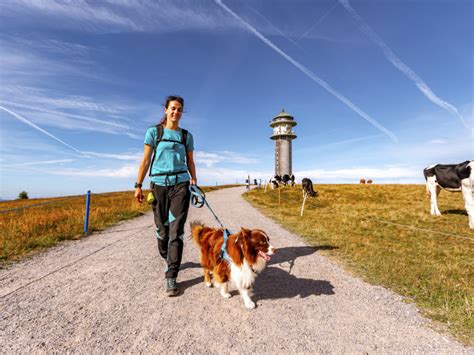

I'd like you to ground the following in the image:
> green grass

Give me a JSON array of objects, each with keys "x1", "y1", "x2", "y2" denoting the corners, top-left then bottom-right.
[
  {"x1": 244, "y1": 184, "x2": 473, "y2": 345},
  {"x1": 0, "y1": 185, "x2": 238, "y2": 264}
]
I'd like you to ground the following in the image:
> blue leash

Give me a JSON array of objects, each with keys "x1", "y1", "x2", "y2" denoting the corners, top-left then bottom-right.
[{"x1": 189, "y1": 185, "x2": 233, "y2": 262}]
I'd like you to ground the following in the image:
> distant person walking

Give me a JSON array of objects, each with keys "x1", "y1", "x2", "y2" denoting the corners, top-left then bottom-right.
[
  {"x1": 245, "y1": 178, "x2": 250, "y2": 190},
  {"x1": 134, "y1": 95, "x2": 197, "y2": 296}
]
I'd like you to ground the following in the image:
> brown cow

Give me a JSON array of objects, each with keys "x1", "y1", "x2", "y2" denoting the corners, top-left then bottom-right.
[
  {"x1": 359, "y1": 178, "x2": 366, "y2": 184},
  {"x1": 367, "y1": 179, "x2": 373, "y2": 184}
]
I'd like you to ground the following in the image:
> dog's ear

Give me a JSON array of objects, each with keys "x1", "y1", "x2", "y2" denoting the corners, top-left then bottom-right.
[
  {"x1": 238, "y1": 228, "x2": 253, "y2": 256},
  {"x1": 234, "y1": 229, "x2": 242, "y2": 245},
  {"x1": 239, "y1": 227, "x2": 251, "y2": 239},
  {"x1": 189, "y1": 221, "x2": 206, "y2": 241}
]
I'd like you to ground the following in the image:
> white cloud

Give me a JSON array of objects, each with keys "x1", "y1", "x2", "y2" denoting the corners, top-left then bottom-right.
[
  {"x1": 3, "y1": 0, "x2": 141, "y2": 31},
  {"x1": 296, "y1": 166, "x2": 421, "y2": 183},
  {"x1": 1, "y1": 99, "x2": 129, "y2": 128},
  {"x1": 428, "y1": 138, "x2": 447, "y2": 145},
  {"x1": 1, "y1": 133, "x2": 144, "y2": 160},
  {"x1": 196, "y1": 165, "x2": 424, "y2": 185},
  {"x1": 3, "y1": 159, "x2": 75, "y2": 167},
  {"x1": 196, "y1": 166, "x2": 271, "y2": 185},
  {"x1": 7, "y1": 161, "x2": 268, "y2": 183},
  {"x1": 1, "y1": 158, "x2": 426, "y2": 185},
  {"x1": 0, "y1": 42, "x2": 103, "y2": 82},
  {"x1": 1, "y1": 0, "x2": 355, "y2": 47},
  {"x1": 83, "y1": 151, "x2": 142, "y2": 161},
  {"x1": 0, "y1": 101, "x2": 141, "y2": 140},
  {"x1": 0, "y1": 85, "x2": 143, "y2": 138},
  {"x1": 1, "y1": 0, "x2": 238, "y2": 34},
  {"x1": 1, "y1": 34, "x2": 93, "y2": 58},
  {"x1": 0, "y1": 33, "x2": 153, "y2": 140},
  {"x1": 46, "y1": 164, "x2": 137, "y2": 178},
  {"x1": 1, "y1": 84, "x2": 130, "y2": 115},
  {"x1": 194, "y1": 150, "x2": 259, "y2": 167}
]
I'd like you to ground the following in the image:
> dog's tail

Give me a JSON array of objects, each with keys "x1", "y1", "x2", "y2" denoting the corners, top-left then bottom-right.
[{"x1": 189, "y1": 220, "x2": 205, "y2": 246}]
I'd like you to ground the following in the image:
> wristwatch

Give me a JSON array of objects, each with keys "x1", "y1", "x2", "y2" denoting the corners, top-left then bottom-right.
[{"x1": 134, "y1": 182, "x2": 142, "y2": 188}]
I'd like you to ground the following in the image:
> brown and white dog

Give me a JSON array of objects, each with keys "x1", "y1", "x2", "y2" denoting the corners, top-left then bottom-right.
[{"x1": 190, "y1": 221, "x2": 275, "y2": 309}]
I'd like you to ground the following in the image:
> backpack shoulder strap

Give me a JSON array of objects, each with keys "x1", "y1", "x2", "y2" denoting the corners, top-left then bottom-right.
[
  {"x1": 181, "y1": 128, "x2": 188, "y2": 152},
  {"x1": 149, "y1": 124, "x2": 163, "y2": 177},
  {"x1": 155, "y1": 124, "x2": 164, "y2": 147}
]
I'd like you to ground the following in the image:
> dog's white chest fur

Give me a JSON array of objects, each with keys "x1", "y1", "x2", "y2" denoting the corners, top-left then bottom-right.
[{"x1": 229, "y1": 258, "x2": 266, "y2": 289}]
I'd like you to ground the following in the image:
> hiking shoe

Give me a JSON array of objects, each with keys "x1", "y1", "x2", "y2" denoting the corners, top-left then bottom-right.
[{"x1": 165, "y1": 278, "x2": 178, "y2": 297}]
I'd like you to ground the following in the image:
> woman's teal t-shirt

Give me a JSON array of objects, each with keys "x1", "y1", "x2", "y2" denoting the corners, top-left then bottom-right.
[{"x1": 144, "y1": 127, "x2": 194, "y2": 186}]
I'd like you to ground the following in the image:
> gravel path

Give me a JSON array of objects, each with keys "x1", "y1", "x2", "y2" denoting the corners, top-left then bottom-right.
[{"x1": 1, "y1": 186, "x2": 471, "y2": 353}]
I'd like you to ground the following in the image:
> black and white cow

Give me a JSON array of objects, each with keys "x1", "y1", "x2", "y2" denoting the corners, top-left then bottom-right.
[
  {"x1": 289, "y1": 174, "x2": 296, "y2": 187},
  {"x1": 281, "y1": 174, "x2": 291, "y2": 186},
  {"x1": 423, "y1": 160, "x2": 473, "y2": 229},
  {"x1": 302, "y1": 178, "x2": 318, "y2": 198},
  {"x1": 269, "y1": 175, "x2": 282, "y2": 189},
  {"x1": 281, "y1": 174, "x2": 296, "y2": 187}
]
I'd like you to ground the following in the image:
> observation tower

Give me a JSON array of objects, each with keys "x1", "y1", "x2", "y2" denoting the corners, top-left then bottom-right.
[{"x1": 270, "y1": 109, "x2": 297, "y2": 176}]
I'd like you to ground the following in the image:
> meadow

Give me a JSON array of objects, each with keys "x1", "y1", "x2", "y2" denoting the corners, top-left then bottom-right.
[
  {"x1": 244, "y1": 184, "x2": 473, "y2": 345},
  {"x1": 0, "y1": 185, "x2": 238, "y2": 265}
]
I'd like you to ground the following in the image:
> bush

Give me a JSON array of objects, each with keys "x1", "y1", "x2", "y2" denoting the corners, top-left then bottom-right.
[{"x1": 18, "y1": 191, "x2": 29, "y2": 200}]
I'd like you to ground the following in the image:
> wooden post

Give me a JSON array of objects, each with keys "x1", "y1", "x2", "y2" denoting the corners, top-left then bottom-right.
[{"x1": 300, "y1": 194, "x2": 307, "y2": 216}]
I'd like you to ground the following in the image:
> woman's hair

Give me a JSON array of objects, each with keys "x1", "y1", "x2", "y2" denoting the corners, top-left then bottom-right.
[{"x1": 159, "y1": 95, "x2": 184, "y2": 126}]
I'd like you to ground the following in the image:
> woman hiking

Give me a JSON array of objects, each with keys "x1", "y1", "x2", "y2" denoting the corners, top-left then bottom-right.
[{"x1": 134, "y1": 95, "x2": 197, "y2": 296}]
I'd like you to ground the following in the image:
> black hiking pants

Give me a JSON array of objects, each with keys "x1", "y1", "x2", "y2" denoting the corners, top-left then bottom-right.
[{"x1": 151, "y1": 181, "x2": 191, "y2": 279}]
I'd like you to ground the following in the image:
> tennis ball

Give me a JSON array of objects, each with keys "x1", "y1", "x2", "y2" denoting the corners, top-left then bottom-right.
[{"x1": 147, "y1": 192, "x2": 155, "y2": 204}]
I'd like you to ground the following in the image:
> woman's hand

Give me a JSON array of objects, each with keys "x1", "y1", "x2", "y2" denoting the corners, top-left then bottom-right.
[
  {"x1": 135, "y1": 188, "x2": 144, "y2": 203},
  {"x1": 190, "y1": 179, "x2": 197, "y2": 186},
  {"x1": 135, "y1": 145, "x2": 153, "y2": 204}
]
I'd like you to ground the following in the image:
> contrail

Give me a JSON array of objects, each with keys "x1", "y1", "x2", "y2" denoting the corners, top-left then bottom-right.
[
  {"x1": 300, "y1": 1, "x2": 339, "y2": 39},
  {"x1": 244, "y1": 4, "x2": 303, "y2": 50},
  {"x1": 215, "y1": 0, "x2": 398, "y2": 143},
  {"x1": 0, "y1": 105, "x2": 88, "y2": 156},
  {"x1": 339, "y1": 0, "x2": 469, "y2": 129}
]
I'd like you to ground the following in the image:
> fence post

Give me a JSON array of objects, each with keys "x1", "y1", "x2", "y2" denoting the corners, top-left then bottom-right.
[{"x1": 84, "y1": 190, "x2": 91, "y2": 235}]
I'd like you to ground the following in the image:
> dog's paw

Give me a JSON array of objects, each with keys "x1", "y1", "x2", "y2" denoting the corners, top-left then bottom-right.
[
  {"x1": 221, "y1": 287, "x2": 232, "y2": 298},
  {"x1": 244, "y1": 300, "x2": 256, "y2": 309},
  {"x1": 205, "y1": 282, "x2": 213, "y2": 288}
]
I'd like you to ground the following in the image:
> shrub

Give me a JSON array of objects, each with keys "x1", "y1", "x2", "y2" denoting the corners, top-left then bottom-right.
[{"x1": 18, "y1": 191, "x2": 29, "y2": 200}]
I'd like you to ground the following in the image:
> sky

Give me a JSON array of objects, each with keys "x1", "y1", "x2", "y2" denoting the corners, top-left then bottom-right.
[{"x1": 0, "y1": 0, "x2": 472, "y2": 199}]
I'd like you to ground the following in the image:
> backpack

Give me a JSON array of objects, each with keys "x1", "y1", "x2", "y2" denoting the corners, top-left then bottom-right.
[{"x1": 149, "y1": 124, "x2": 189, "y2": 177}]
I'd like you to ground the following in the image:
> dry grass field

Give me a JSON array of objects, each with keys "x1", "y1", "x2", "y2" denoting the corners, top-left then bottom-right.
[
  {"x1": 0, "y1": 185, "x2": 239, "y2": 265},
  {"x1": 244, "y1": 184, "x2": 473, "y2": 345}
]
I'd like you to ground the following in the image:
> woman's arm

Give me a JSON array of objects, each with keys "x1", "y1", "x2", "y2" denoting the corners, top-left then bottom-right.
[
  {"x1": 135, "y1": 144, "x2": 154, "y2": 203},
  {"x1": 186, "y1": 150, "x2": 197, "y2": 185}
]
